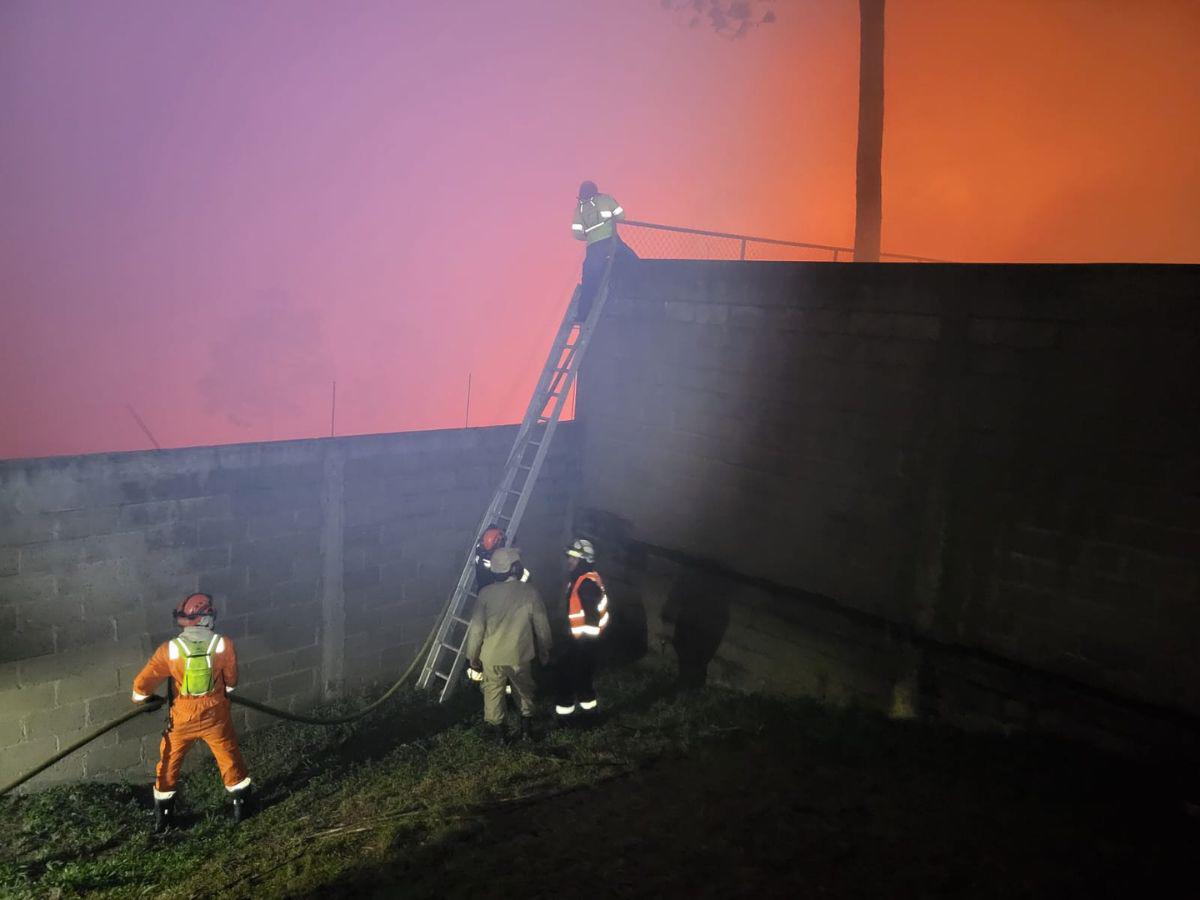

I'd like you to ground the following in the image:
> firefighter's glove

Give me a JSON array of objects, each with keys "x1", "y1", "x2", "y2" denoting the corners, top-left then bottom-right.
[{"x1": 466, "y1": 662, "x2": 483, "y2": 682}]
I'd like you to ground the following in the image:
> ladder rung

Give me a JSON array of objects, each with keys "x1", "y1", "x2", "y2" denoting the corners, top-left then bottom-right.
[
  {"x1": 433, "y1": 670, "x2": 449, "y2": 681},
  {"x1": 441, "y1": 640, "x2": 462, "y2": 653},
  {"x1": 452, "y1": 615, "x2": 470, "y2": 626}
]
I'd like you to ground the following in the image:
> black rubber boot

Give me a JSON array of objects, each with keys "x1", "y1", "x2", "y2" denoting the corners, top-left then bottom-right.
[
  {"x1": 487, "y1": 723, "x2": 509, "y2": 746},
  {"x1": 519, "y1": 716, "x2": 535, "y2": 742},
  {"x1": 153, "y1": 798, "x2": 175, "y2": 834},
  {"x1": 231, "y1": 786, "x2": 252, "y2": 824}
]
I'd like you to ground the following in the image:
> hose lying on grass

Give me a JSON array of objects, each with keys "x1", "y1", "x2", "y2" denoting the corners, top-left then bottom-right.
[{"x1": 0, "y1": 622, "x2": 439, "y2": 798}]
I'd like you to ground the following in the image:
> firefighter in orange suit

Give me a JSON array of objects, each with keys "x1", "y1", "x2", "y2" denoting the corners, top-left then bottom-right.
[
  {"x1": 555, "y1": 538, "x2": 610, "y2": 725},
  {"x1": 131, "y1": 592, "x2": 251, "y2": 832}
]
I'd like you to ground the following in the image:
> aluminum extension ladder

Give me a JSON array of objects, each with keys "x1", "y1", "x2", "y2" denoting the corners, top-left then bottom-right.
[{"x1": 416, "y1": 252, "x2": 618, "y2": 702}]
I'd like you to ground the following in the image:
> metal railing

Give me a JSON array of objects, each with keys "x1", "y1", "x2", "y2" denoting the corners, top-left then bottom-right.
[{"x1": 619, "y1": 219, "x2": 943, "y2": 263}]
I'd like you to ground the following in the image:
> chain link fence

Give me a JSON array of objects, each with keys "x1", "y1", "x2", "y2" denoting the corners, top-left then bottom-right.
[{"x1": 619, "y1": 220, "x2": 940, "y2": 263}]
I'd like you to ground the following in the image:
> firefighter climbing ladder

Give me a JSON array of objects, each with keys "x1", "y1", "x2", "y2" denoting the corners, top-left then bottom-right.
[{"x1": 417, "y1": 253, "x2": 619, "y2": 702}]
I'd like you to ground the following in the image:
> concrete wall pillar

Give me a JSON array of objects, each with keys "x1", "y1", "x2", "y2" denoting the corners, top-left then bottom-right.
[{"x1": 319, "y1": 445, "x2": 346, "y2": 700}]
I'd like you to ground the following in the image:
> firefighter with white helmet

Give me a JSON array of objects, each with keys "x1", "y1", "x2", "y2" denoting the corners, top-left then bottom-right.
[
  {"x1": 131, "y1": 592, "x2": 251, "y2": 832},
  {"x1": 464, "y1": 547, "x2": 553, "y2": 742},
  {"x1": 555, "y1": 537, "x2": 610, "y2": 725}
]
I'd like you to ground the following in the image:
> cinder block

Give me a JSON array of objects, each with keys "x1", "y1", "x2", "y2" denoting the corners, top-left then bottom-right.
[
  {"x1": 54, "y1": 619, "x2": 116, "y2": 653},
  {"x1": 1, "y1": 737, "x2": 65, "y2": 785},
  {"x1": 268, "y1": 668, "x2": 315, "y2": 701},
  {"x1": 0, "y1": 717, "x2": 24, "y2": 748},
  {"x1": 57, "y1": 668, "x2": 122, "y2": 704},
  {"x1": 84, "y1": 739, "x2": 145, "y2": 776},
  {"x1": 146, "y1": 521, "x2": 202, "y2": 552},
  {"x1": 57, "y1": 558, "x2": 138, "y2": 600},
  {"x1": 238, "y1": 625, "x2": 317, "y2": 660},
  {"x1": 199, "y1": 568, "x2": 248, "y2": 598},
  {"x1": 1, "y1": 627, "x2": 55, "y2": 664},
  {"x1": 174, "y1": 495, "x2": 232, "y2": 522},
  {"x1": 14, "y1": 640, "x2": 129, "y2": 685},
  {"x1": 291, "y1": 553, "x2": 323, "y2": 582},
  {"x1": 892, "y1": 313, "x2": 942, "y2": 342},
  {"x1": 117, "y1": 500, "x2": 178, "y2": 529},
  {"x1": 22, "y1": 702, "x2": 86, "y2": 741},
  {"x1": 268, "y1": 578, "x2": 319, "y2": 609},
  {"x1": 195, "y1": 517, "x2": 244, "y2": 546},
  {"x1": 16, "y1": 541, "x2": 87, "y2": 575},
  {"x1": 82, "y1": 589, "x2": 141, "y2": 622},
  {"x1": 0, "y1": 512, "x2": 58, "y2": 548},
  {"x1": 86, "y1": 690, "x2": 136, "y2": 726},
  {"x1": 184, "y1": 545, "x2": 231, "y2": 572},
  {"x1": 344, "y1": 524, "x2": 382, "y2": 548},
  {"x1": 344, "y1": 566, "x2": 381, "y2": 591},
  {"x1": 16, "y1": 596, "x2": 82, "y2": 630},
  {"x1": 51, "y1": 507, "x2": 123, "y2": 541}
]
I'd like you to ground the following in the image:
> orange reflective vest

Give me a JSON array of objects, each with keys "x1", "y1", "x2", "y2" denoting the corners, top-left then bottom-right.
[{"x1": 567, "y1": 571, "x2": 609, "y2": 638}]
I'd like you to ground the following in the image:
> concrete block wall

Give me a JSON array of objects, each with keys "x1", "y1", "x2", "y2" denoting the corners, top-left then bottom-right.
[
  {"x1": 578, "y1": 261, "x2": 1200, "y2": 736},
  {"x1": 0, "y1": 424, "x2": 576, "y2": 788}
]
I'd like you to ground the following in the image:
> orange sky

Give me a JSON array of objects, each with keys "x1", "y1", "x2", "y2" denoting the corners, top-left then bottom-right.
[{"x1": 1, "y1": 0, "x2": 1197, "y2": 460}]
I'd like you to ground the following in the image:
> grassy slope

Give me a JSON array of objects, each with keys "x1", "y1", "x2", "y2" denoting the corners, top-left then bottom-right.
[{"x1": 1, "y1": 663, "x2": 1194, "y2": 899}]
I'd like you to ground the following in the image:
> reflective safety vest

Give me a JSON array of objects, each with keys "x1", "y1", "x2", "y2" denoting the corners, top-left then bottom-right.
[
  {"x1": 572, "y1": 194, "x2": 625, "y2": 244},
  {"x1": 171, "y1": 635, "x2": 222, "y2": 696},
  {"x1": 567, "y1": 571, "x2": 609, "y2": 638}
]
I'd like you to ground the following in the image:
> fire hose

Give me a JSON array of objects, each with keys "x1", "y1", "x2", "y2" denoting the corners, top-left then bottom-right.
[{"x1": 0, "y1": 614, "x2": 441, "y2": 798}]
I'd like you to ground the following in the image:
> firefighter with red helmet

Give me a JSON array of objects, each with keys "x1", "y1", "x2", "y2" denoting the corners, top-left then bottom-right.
[
  {"x1": 554, "y1": 538, "x2": 610, "y2": 725},
  {"x1": 474, "y1": 524, "x2": 530, "y2": 591},
  {"x1": 131, "y1": 592, "x2": 251, "y2": 832}
]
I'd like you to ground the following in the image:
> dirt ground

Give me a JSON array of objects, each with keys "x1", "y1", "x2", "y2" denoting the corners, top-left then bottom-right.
[{"x1": 319, "y1": 679, "x2": 1196, "y2": 899}]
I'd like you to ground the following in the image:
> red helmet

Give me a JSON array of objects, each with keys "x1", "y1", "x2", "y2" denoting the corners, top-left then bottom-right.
[
  {"x1": 479, "y1": 526, "x2": 506, "y2": 553},
  {"x1": 174, "y1": 592, "x2": 215, "y2": 627}
]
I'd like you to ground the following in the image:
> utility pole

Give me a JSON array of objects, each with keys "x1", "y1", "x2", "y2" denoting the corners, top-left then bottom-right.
[
  {"x1": 465, "y1": 373, "x2": 472, "y2": 428},
  {"x1": 854, "y1": 0, "x2": 885, "y2": 262}
]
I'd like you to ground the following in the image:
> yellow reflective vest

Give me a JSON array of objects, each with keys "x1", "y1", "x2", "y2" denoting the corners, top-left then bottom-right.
[{"x1": 572, "y1": 194, "x2": 625, "y2": 244}]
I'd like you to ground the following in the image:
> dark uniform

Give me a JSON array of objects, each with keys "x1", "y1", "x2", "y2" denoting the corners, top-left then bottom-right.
[{"x1": 555, "y1": 539, "x2": 610, "y2": 722}]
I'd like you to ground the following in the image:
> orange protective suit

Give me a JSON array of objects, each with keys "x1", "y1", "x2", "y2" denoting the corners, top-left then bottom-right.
[{"x1": 131, "y1": 631, "x2": 249, "y2": 799}]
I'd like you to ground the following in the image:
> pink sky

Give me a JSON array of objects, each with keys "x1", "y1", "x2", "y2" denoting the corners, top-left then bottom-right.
[{"x1": 2, "y1": 1, "x2": 1197, "y2": 459}]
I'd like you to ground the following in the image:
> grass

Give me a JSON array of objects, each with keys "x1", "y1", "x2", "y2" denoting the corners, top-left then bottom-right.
[{"x1": 1, "y1": 661, "x2": 1195, "y2": 898}]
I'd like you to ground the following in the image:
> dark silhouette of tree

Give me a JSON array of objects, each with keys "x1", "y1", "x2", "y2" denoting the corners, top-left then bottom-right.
[
  {"x1": 662, "y1": 1, "x2": 886, "y2": 262},
  {"x1": 661, "y1": 0, "x2": 776, "y2": 40}
]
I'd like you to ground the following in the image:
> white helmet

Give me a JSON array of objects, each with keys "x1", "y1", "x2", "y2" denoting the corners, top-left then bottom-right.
[{"x1": 565, "y1": 538, "x2": 595, "y2": 564}]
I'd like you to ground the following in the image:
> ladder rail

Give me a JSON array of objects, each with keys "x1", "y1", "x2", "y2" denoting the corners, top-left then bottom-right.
[
  {"x1": 417, "y1": 247, "x2": 620, "y2": 701},
  {"x1": 501, "y1": 290, "x2": 581, "y2": 472}
]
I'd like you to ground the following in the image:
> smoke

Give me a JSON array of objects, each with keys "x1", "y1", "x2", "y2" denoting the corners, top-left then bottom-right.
[{"x1": 196, "y1": 290, "x2": 332, "y2": 433}]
